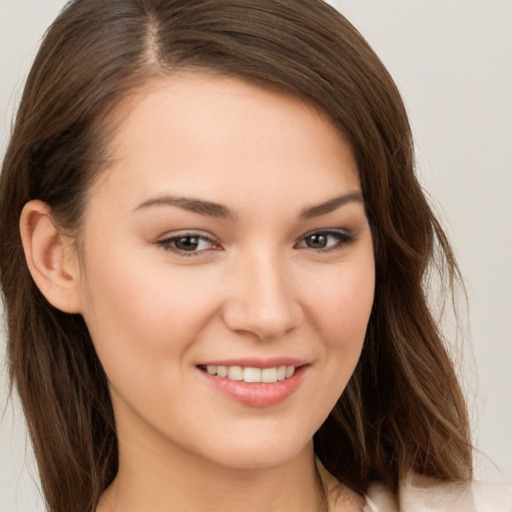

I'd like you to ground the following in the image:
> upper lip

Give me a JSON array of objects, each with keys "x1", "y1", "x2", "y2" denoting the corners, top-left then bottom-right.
[{"x1": 197, "y1": 357, "x2": 309, "y2": 369}]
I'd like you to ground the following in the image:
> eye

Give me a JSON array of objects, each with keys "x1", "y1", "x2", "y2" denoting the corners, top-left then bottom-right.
[
  {"x1": 157, "y1": 232, "x2": 220, "y2": 255},
  {"x1": 296, "y1": 230, "x2": 355, "y2": 252}
]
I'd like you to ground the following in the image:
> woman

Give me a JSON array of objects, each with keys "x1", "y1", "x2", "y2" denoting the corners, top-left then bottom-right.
[{"x1": 0, "y1": 1, "x2": 510, "y2": 511}]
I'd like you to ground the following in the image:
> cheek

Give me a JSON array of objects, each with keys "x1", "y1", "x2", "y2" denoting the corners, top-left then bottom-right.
[
  {"x1": 78, "y1": 245, "x2": 221, "y2": 369},
  {"x1": 304, "y1": 252, "x2": 375, "y2": 407},
  {"x1": 309, "y1": 258, "x2": 375, "y2": 347},
  {"x1": 78, "y1": 251, "x2": 227, "y2": 428},
  {"x1": 289, "y1": 255, "x2": 375, "y2": 435}
]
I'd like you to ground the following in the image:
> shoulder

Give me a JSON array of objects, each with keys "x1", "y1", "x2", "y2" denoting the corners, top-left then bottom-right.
[{"x1": 364, "y1": 474, "x2": 512, "y2": 512}]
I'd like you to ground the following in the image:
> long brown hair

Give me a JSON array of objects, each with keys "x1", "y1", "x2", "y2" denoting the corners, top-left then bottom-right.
[{"x1": 0, "y1": 1, "x2": 472, "y2": 510}]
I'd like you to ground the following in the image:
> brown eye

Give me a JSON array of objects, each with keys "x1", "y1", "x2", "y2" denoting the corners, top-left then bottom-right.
[
  {"x1": 157, "y1": 233, "x2": 218, "y2": 255},
  {"x1": 174, "y1": 236, "x2": 200, "y2": 251},
  {"x1": 297, "y1": 230, "x2": 355, "y2": 252},
  {"x1": 304, "y1": 233, "x2": 329, "y2": 249}
]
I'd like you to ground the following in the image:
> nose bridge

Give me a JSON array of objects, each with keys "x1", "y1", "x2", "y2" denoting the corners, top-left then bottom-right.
[{"x1": 223, "y1": 245, "x2": 303, "y2": 339}]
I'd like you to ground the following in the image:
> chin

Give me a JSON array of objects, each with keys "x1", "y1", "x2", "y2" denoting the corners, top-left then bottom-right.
[{"x1": 193, "y1": 429, "x2": 314, "y2": 471}]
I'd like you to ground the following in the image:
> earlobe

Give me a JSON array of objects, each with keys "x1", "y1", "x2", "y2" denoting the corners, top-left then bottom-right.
[{"x1": 20, "y1": 200, "x2": 82, "y2": 314}]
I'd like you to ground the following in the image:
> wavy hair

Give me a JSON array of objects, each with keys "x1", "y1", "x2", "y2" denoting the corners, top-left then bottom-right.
[{"x1": 0, "y1": 1, "x2": 472, "y2": 511}]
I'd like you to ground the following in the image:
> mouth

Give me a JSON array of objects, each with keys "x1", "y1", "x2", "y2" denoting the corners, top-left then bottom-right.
[
  {"x1": 197, "y1": 361, "x2": 310, "y2": 407},
  {"x1": 197, "y1": 364, "x2": 303, "y2": 383}
]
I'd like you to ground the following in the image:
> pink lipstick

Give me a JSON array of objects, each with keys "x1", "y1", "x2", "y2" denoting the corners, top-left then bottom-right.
[{"x1": 197, "y1": 358, "x2": 309, "y2": 407}]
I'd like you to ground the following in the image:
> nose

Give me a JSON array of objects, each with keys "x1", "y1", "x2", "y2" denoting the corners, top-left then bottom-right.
[{"x1": 222, "y1": 251, "x2": 304, "y2": 340}]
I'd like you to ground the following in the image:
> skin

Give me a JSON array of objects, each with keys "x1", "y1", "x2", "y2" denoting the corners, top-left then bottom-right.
[{"x1": 22, "y1": 74, "x2": 375, "y2": 511}]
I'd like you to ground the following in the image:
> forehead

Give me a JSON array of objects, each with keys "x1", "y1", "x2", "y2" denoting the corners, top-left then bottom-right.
[{"x1": 91, "y1": 73, "x2": 360, "y2": 215}]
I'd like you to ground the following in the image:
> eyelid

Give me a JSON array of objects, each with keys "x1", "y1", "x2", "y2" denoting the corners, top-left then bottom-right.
[
  {"x1": 156, "y1": 230, "x2": 221, "y2": 256},
  {"x1": 154, "y1": 228, "x2": 355, "y2": 257},
  {"x1": 295, "y1": 228, "x2": 356, "y2": 251}
]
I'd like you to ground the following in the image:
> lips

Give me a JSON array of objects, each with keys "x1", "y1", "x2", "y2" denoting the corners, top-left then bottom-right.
[{"x1": 197, "y1": 359, "x2": 309, "y2": 407}]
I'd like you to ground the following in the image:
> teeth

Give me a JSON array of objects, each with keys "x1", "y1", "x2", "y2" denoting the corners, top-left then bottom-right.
[
  {"x1": 243, "y1": 367, "x2": 261, "y2": 382},
  {"x1": 204, "y1": 364, "x2": 298, "y2": 383},
  {"x1": 227, "y1": 366, "x2": 243, "y2": 381},
  {"x1": 217, "y1": 365, "x2": 228, "y2": 378},
  {"x1": 261, "y1": 367, "x2": 277, "y2": 383}
]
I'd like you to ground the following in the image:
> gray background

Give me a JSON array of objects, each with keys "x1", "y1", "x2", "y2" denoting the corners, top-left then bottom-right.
[{"x1": 1, "y1": 1, "x2": 511, "y2": 510}]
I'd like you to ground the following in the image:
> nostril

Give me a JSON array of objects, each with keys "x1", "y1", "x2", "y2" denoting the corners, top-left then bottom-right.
[{"x1": 221, "y1": 274, "x2": 304, "y2": 339}]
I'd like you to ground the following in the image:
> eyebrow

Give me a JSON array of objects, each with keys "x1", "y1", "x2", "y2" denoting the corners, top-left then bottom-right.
[
  {"x1": 299, "y1": 191, "x2": 364, "y2": 219},
  {"x1": 135, "y1": 196, "x2": 237, "y2": 219},
  {"x1": 134, "y1": 191, "x2": 364, "y2": 220}
]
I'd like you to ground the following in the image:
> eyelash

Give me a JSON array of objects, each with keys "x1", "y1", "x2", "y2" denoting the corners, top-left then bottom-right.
[
  {"x1": 157, "y1": 233, "x2": 219, "y2": 257},
  {"x1": 156, "y1": 229, "x2": 355, "y2": 257},
  {"x1": 296, "y1": 230, "x2": 356, "y2": 252}
]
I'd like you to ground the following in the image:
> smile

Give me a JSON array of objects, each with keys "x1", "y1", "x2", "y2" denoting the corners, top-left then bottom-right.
[
  {"x1": 197, "y1": 361, "x2": 309, "y2": 407},
  {"x1": 201, "y1": 364, "x2": 296, "y2": 383}
]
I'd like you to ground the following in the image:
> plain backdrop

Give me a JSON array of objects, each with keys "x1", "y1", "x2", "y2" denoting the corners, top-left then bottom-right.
[{"x1": 1, "y1": 1, "x2": 511, "y2": 511}]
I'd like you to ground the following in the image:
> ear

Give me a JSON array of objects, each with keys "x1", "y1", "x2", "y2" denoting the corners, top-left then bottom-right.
[{"x1": 20, "y1": 200, "x2": 82, "y2": 314}]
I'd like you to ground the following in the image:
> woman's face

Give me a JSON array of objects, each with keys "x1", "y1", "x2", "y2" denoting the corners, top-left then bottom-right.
[{"x1": 76, "y1": 74, "x2": 375, "y2": 470}]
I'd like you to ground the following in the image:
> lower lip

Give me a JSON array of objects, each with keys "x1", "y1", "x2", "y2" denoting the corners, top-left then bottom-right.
[{"x1": 198, "y1": 365, "x2": 308, "y2": 407}]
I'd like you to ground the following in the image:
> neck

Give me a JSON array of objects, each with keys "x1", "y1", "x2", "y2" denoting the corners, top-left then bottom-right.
[{"x1": 97, "y1": 432, "x2": 325, "y2": 512}]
